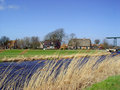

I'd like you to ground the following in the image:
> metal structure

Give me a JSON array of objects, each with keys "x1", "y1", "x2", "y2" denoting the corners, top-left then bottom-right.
[{"x1": 106, "y1": 37, "x2": 120, "y2": 46}]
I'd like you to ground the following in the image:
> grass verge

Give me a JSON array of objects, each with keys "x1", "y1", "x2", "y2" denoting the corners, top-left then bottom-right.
[{"x1": 86, "y1": 75, "x2": 120, "y2": 90}]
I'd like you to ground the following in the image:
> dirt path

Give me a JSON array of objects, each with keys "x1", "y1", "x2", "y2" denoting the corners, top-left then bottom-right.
[
  {"x1": 0, "y1": 50, "x2": 4, "y2": 53},
  {"x1": 19, "y1": 49, "x2": 28, "y2": 55}
]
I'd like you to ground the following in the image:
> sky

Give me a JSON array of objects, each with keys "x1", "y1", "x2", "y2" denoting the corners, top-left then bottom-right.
[{"x1": 0, "y1": 0, "x2": 120, "y2": 45}]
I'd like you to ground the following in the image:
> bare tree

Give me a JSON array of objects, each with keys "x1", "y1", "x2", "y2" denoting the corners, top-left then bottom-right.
[
  {"x1": 103, "y1": 39, "x2": 109, "y2": 49},
  {"x1": 44, "y1": 28, "x2": 65, "y2": 42},
  {"x1": 16, "y1": 39, "x2": 21, "y2": 49},
  {"x1": 70, "y1": 33, "x2": 76, "y2": 39},
  {"x1": 16, "y1": 39, "x2": 24, "y2": 49},
  {"x1": 31, "y1": 36, "x2": 40, "y2": 49},
  {"x1": 16, "y1": 36, "x2": 40, "y2": 49},
  {"x1": 0, "y1": 36, "x2": 10, "y2": 49},
  {"x1": 23, "y1": 37, "x2": 31, "y2": 49},
  {"x1": 62, "y1": 34, "x2": 69, "y2": 44},
  {"x1": 94, "y1": 39, "x2": 100, "y2": 44}
]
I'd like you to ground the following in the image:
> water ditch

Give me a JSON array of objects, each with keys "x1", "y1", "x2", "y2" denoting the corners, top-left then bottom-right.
[{"x1": 0, "y1": 53, "x2": 119, "y2": 90}]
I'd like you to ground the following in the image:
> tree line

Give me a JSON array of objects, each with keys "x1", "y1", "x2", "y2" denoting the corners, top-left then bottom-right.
[
  {"x1": 0, "y1": 29, "x2": 65, "y2": 49},
  {"x1": 0, "y1": 28, "x2": 115, "y2": 49},
  {"x1": 0, "y1": 36, "x2": 40, "y2": 49}
]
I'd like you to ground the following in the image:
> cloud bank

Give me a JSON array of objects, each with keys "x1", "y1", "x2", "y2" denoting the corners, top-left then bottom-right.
[{"x1": 0, "y1": 0, "x2": 19, "y2": 10}]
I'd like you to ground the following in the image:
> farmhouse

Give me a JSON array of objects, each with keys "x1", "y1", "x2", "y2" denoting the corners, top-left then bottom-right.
[
  {"x1": 68, "y1": 39, "x2": 91, "y2": 49},
  {"x1": 43, "y1": 40, "x2": 61, "y2": 49}
]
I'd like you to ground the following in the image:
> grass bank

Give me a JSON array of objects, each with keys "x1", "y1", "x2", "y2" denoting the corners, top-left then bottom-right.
[
  {"x1": 86, "y1": 75, "x2": 120, "y2": 90},
  {"x1": 0, "y1": 49, "x2": 109, "y2": 62}
]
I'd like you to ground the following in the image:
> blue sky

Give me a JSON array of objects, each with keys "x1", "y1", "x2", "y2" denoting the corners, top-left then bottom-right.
[{"x1": 0, "y1": 0, "x2": 120, "y2": 44}]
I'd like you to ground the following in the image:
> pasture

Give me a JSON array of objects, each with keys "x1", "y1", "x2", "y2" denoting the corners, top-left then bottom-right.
[{"x1": 0, "y1": 49, "x2": 108, "y2": 62}]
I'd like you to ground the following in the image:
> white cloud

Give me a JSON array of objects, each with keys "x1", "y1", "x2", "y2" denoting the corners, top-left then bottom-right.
[
  {"x1": 0, "y1": 0, "x2": 5, "y2": 3},
  {"x1": 8, "y1": 5, "x2": 19, "y2": 9},
  {"x1": 0, "y1": 5, "x2": 20, "y2": 10},
  {"x1": 0, "y1": 0, "x2": 5, "y2": 4},
  {"x1": 0, "y1": 5, "x2": 5, "y2": 10},
  {"x1": 0, "y1": 0, "x2": 20, "y2": 10}
]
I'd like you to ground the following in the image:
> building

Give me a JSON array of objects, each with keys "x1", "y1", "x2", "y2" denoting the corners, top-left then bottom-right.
[
  {"x1": 43, "y1": 40, "x2": 61, "y2": 49},
  {"x1": 7, "y1": 40, "x2": 16, "y2": 49},
  {"x1": 92, "y1": 44, "x2": 99, "y2": 49},
  {"x1": 60, "y1": 43, "x2": 68, "y2": 50},
  {"x1": 68, "y1": 39, "x2": 91, "y2": 49}
]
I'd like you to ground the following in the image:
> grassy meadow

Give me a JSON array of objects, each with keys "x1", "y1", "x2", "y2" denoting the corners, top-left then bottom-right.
[
  {"x1": 0, "y1": 49, "x2": 109, "y2": 62},
  {"x1": 86, "y1": 75, "x2": 120, "y2": 90}
]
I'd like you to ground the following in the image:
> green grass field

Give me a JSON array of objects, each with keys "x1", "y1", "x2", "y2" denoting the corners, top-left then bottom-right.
[
  {"x1": 0, "y1": 49, "x2": 108, "y2": 62},
  {"x1": 0, "y1": 49, "x2": 98, "y2": 59},
  {"x1": 86, "y1": 75, "x2": 120, "y2": 90}
]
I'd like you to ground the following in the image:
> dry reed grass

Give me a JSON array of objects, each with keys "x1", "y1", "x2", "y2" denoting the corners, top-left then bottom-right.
[
  {"x1": 0, "y1": 62, "x2": 25, "y2": 90},
  {"x1": 0, "y1": 51, "x2": 119, "y2": 90},
  {"x1": 23, "y1": 54, "x2": 120, "y2": 90}
]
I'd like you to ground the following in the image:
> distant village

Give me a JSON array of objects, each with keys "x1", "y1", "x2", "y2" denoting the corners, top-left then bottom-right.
[
  {"x1": 0, "y1": 38, "x2": 106, "y2": 50},
  {"x1": 0, "y1": 29, "x2": 116, "y2": 50}
]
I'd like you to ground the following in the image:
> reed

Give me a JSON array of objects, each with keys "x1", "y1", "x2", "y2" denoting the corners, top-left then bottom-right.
[
  {"x1": 0, "y1": 53, "x2": 120, "y2": 90},
  {"x1": 24, "y1": 54, "x2": 120, "y2": 90}
]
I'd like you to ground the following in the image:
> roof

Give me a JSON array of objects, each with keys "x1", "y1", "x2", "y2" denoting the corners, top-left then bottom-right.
[{"x1": 68, "y1": 39, "x2": 91, "y2": 47}]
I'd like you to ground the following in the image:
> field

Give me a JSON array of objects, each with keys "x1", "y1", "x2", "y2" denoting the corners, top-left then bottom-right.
[
  {"x1": 0, "y1": 49, "x2": 109, "y2": 62},
  {"x1": 0, "y1": 49, "x2": 120, "y2": 90}
]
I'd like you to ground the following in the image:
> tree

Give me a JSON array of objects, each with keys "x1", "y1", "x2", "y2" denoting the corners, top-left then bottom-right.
[
  {"x1": 70, "y1": 33, "x2": 76, "y2": 39},
  {"x1": 0, "y1": 36, "x2": 10, "y2": 48},
  {"x1": 31, "y1": 36, "x2": 40, "y2": 49},
  {"x1": 16, "y1": 39, "x2": 24, "y2": 49},
  {"x1": 103, "y1": 39, "x2": 109, "y2": 49},
  {"x1": 94, "y1": 39, "x2": 100, "y2": 44},
  {"x1": 62, "y1": 34, "x2": 69, "y2": 44},
  {"x1": 44, "y1": 28, "x2": 65, "y2": 42},
  {"x1": 15, "y1": 36, "x2": 40, "y2": 49},
  {"x1": 23, "y1": 37, "x2": 31, "y2": 49}
]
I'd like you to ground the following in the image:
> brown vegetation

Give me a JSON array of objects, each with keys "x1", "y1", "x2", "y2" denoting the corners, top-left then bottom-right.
[
  {"x1": 23, "y1": 54, "x2": 120, "y2": 90},
  {"x1": 1, "y1": 54, "x2": 120, "y2": 90},
  {"x1": 0, "y1": 50, "x2": 4, "y2": 53},
  {"x1": 19, "y1": 49, "x2": 28, "y2": 55}
]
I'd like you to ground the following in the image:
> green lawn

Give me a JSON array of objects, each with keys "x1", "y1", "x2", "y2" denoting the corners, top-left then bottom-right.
[{"x1": 86, "y1": 75, "x2": 120, "y2": 90}]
